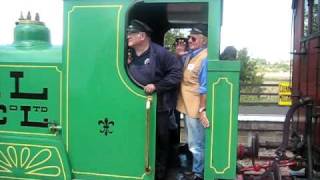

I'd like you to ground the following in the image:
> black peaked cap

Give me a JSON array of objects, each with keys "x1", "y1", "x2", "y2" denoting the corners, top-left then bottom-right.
[
  {"x1": 127, "y1": 19, "x2": 153, "y2": 34},
  {"x1": 190, "y1": 24, "x2": 208, "y2": 37}
]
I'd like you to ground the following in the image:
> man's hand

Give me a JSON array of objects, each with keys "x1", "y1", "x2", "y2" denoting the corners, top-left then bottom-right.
[
  {"x1": 199, "y1": 111, "x2": 210, "y2": 128},
  {"x1": 144, "y1": 84, "x2": 156, "y2": 94}
]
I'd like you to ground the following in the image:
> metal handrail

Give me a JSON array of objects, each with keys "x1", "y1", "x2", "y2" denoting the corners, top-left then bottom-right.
[{"x1": 144, "y1": 96, "x2": 152, "y2": 174}]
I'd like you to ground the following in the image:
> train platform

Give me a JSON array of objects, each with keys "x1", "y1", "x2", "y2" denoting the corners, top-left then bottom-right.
[{"x1": 238, "y1": 114, "x2": 285, "y2": 122}]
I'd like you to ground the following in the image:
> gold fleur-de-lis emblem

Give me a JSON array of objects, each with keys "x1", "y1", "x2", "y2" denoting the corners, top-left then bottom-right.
[{"x1": 0, "y1": 146, "x2": 61, "y2": 177}]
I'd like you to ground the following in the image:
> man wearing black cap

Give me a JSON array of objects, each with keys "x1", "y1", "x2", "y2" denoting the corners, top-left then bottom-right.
[
  {"x1": 127, "y1": 19, "x2": 182, "y2": 180},
  {"x1": 176, "y1": 24, "x2": 210, "y2": 180}
]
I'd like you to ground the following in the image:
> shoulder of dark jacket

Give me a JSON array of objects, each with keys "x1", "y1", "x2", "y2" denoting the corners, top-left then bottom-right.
[{"x1": 150, "y1": 42, "x2": 168, "y2": 53}]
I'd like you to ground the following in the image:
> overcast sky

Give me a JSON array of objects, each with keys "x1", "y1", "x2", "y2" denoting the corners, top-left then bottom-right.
[
  {"x1": 221, "y1": 0, "x2": 292, "y2": 62},
  {"x1": 0, "y1": 0, "x2": 292, "y2": 62}
]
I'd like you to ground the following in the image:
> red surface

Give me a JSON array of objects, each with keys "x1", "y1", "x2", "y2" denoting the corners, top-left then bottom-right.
[{"x1": 292, "y1": 0, "x2": 320, "y2": 150}]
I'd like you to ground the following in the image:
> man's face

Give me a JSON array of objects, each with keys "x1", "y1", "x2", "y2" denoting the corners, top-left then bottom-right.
[
  {"x1": 188, "y1": 34, "x2": 205, "y2": 50},
  {"x1": 127, "y1": 32, "x2": 143, "y2": 47}
]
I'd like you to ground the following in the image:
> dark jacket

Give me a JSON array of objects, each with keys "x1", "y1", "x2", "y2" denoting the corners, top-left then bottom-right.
[
  {"x1": 151, "y1": 43, "x2": 182, "y2": 111},
  {"x1": 129, "y1": 42, "x2": 182, "y2": 111}
]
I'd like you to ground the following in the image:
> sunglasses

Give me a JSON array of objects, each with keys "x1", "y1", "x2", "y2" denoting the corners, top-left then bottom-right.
[{"x1": 188, "y1": 36, "x2": 197, "y2": 42}]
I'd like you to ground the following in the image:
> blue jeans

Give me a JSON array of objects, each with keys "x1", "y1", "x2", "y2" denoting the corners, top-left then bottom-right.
[{"x1": 185, "y1": 115, "x2": 205, "y2": 178}]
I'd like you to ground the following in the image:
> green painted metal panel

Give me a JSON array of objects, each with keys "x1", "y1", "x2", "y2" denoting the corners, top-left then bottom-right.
[
  {"x1": 0, "y1": 45, "x2": 71, "y2": 179},
  {"x1": 205, "y1": 60, "x2": 240, "y2": 179},
  {"x1": 0, "y1": 16, "x2": 71, "y2": 179},
  {"x1": 0, "y1": 46, "x2": 61, "y2": 63},
  {"x1": 0, "y1": 135, "x2": 71, "y2": 180},
  {"x1": 64, "y1": 1, "x2": 156, "y2": 179},
  {"x1": 0, "y1": 65, "x2": 70, "y2": 179},
  {"x1": 0, "y1": 66, "x2": 61, "y2": 135},
  {"x1": 205, "y1": 1, "x2": 240, "y2": 178},
  {"x1": 208, "y1": 0, "x2": 222, "y2": 60}
]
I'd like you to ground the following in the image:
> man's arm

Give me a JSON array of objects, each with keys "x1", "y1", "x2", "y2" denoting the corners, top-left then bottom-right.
[
  {"x1": 153, "y1": 50, "x2": 182, "y2": 93},
  {"x1": 199, "y1": 58, "x2": 209, "y2": 128},
  {"x1": 199, "y1": 94, "x2": 209, "y2": 128}
]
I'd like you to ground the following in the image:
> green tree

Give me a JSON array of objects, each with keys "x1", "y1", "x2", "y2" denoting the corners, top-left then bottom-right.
[
  {"x1": 164, "y1": 29, "x2": 184, "y2": 52},
  {"x1": 270, "y1": 62, "x2": 290, "y2": 72},
  {"x1": 238, "y1": 48, "x2": 264, "y2": 103},
  {"x1": 238, "y1": 48, "x2": 264, "y2": 85}
]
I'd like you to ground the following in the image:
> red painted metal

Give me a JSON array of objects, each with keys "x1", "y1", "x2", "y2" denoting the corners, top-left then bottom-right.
[
  {"x1": 291, "y1": 0, "x2": 320, "y2": 176},
  {"x1": 239, "y1": 160, "x2": 297, "y2": 173}
]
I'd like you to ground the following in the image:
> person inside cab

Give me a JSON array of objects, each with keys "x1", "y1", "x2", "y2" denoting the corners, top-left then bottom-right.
[
  {"x1": 127, "y1": 19, "x2": 182, "y2": 180},
  {"x1": 176, "y1": 24, "x2": 210, "y2": 180}
]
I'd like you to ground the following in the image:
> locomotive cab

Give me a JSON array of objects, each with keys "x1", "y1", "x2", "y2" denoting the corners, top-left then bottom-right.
[
  {"x1": 127, "y1": 2, "x2": 208, "y2": 46},
  {"x1": 63, "y1": 0, "x2": 239, "y2": 179},
  {"x1": 125, "y1": 2, "x2": 210, "y2": 178},
  {"x1": 125, "y1": 3, "x2": 240, "y2": 180},
  {"x1": 126, "y1": 2, "x2": 208, "y2": 85}
]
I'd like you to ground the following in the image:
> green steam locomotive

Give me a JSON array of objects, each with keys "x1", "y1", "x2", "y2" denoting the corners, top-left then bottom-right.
[{"x1": 0, "y1": 0, "x2": 240, "y2": 179}]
